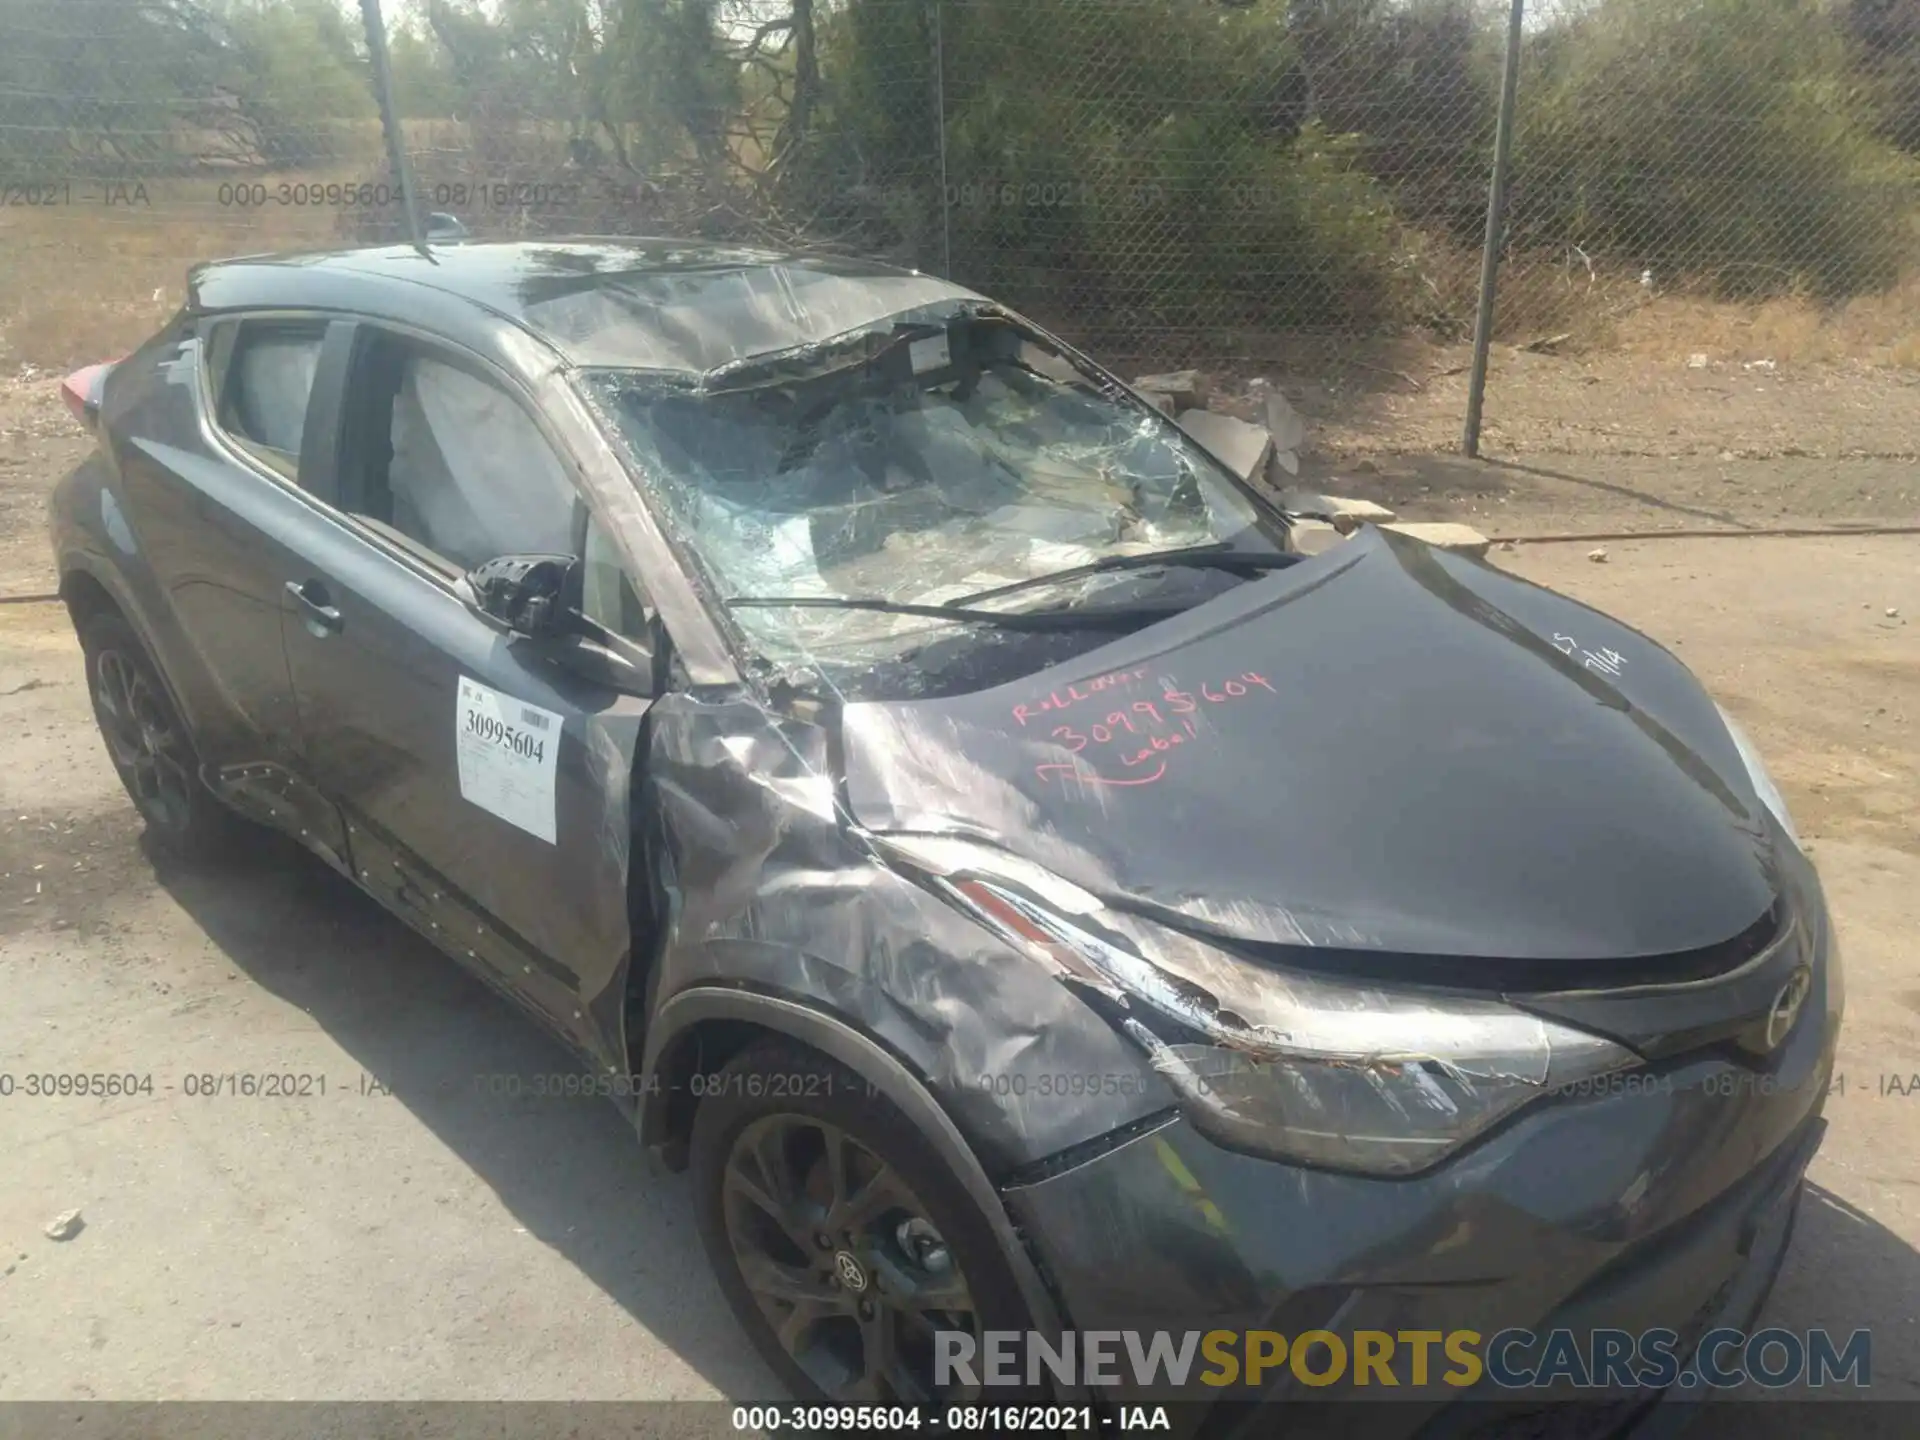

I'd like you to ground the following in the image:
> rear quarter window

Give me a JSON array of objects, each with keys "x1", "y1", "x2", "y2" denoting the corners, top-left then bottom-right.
[{"x1": 205, "y1": 320, "x2": 328, "y2": 478}]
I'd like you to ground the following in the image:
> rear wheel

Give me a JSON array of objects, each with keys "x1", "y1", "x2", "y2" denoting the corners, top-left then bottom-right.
[
  {"x1": 79, "y1": 611, "x2": 240, "y2": 859},
  {"x1": 691, "y1": 1039, "x2": 1035, "y2": 1406}
]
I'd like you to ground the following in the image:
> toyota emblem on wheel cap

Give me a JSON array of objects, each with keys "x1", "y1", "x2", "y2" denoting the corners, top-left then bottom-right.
[
  {"x1": 834, "y1": 1251, "x2": 869, "y2": 1292},
  {"x1": 1765, "y1": 966, "x2": 1813, "y2": 1050}
]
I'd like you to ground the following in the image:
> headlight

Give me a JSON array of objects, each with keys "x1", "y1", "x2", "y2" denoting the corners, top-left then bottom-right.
[
  {"x1": 876, "y1": 835, "x2": 1639, "y2": 1177},
  {"x1": 1715, "y1": 703, "x2": 1800, "y2": 846}
]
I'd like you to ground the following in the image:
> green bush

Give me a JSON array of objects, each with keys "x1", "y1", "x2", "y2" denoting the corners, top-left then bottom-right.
[
  {"x1": 1844, "y1": 0, "x2": 1920, "y2": 155},
  {"x1": 800, "y1": 0, "x2": 1413, "y2": 337},
  {"x1": 1513, "y1": 0, "x2": 1916, "y2": 298},
  {"x1": 1040, "y1": 119, "x2": 1409, "y2": 336},
  {"x1": 222, "y1": 0, "x2": 377, "y2": 169},
  {"x1": 1288, "y1": 0, "x2": 1502, "y2": 245}
]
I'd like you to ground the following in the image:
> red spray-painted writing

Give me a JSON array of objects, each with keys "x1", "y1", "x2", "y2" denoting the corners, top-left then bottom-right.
[
  {"x1": 1011, "y1": 667, "x2": 1150, "y2": 727},
  {"x1": 1031, "y1": 672, "x2": 1276, "y2": 789}
]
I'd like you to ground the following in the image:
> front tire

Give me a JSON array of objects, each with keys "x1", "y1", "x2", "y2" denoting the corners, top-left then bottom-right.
[
  {"x1": 79, "y1": 610, "x2": 240, "y2": 860},
  {"x1": 691, "y1": 1038, "x2": 1035, "y2": 1406}
]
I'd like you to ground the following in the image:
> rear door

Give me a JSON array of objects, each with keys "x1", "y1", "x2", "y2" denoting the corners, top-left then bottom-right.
[
  {"x1": 108, "y1": 312, "x2": 352, "y2": 867},
  {"x1": 277, "y1": 323, "x2": 655, "y2": 1043}
]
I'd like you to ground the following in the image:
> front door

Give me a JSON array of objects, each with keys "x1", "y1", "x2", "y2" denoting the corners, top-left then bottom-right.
[{"x1": 278, "y1": 325, "x2": 650, "y2": 1050}]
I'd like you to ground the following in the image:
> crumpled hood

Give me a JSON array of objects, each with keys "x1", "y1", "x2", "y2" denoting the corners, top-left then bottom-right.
[{"x1": 839, "y1": 528, "x2": 1781, "y2": 970}]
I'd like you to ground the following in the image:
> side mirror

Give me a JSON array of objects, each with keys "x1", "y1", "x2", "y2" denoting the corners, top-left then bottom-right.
[{"x1": 464, "y1": 553, "x2": 579, "y2": 639}]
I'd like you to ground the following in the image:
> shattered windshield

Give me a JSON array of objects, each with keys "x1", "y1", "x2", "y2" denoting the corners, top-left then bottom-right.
[{"x1": 581, "y1": 315, "x2": 1281, "y2": 693}]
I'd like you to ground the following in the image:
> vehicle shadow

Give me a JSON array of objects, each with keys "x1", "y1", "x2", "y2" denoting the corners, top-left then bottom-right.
[
  {"x1": 1686, "y1": 1180, "x2": 1920, "y2": 1434},
  {"x1": 145, "y1": 832, "x2": 784, "y2": 1401},
  {"x1": 1481, "y1": 458, "x2": 1749, "y2": 528}
]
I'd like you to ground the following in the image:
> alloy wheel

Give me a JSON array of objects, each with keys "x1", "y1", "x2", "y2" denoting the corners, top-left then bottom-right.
[
  {"x1": 720, "y1": 1114, "x2": 981, "y2": 1404},
  {"x1": 91, "y1": 647, "x2": 195, "y2": 835}
]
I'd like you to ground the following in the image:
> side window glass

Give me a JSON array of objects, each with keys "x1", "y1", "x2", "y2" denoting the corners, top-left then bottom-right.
[
  {"x1": 213, "y1": 322, "x2": 326, "y2": 477},
  {"x1": 581, "y1": 514, "x2": 650, "y2": 641},
  {"x1": 381, "y1": 354, "x2": 578, "y2": 573}
]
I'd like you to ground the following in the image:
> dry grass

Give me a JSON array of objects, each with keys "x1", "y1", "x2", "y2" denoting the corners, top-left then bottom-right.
[
  {"x1": 1605, "y1": 274, "x2": 1920, "y2": 368},
  {"x1": 1466, "y1": 249, "x2": 1920, "y2": 370},
  {"x1": 0, "y1": 173, "x2": 350, "y2": 370},
  {"x1": 1392, "y1": 219, "x2": 1920, "y2": 371},
  {"x1": 6, "y1": 164, "x2": 1919, "y2": 378}
]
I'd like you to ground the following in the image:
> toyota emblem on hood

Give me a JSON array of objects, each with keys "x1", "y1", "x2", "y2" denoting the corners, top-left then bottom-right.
[{"x1": 1765, "y1": 966, "x2": 1813, "y2": 1051}]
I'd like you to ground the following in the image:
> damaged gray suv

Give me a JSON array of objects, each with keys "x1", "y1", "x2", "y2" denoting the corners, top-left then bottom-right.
[{"x1": 52, "y1": 239, "x2": 1839, "y2": 1430}]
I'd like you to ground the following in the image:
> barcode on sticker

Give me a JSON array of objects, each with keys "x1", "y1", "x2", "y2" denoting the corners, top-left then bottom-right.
[{"x1": 519, "y1": 706, "x2": 552, "y2": 731}]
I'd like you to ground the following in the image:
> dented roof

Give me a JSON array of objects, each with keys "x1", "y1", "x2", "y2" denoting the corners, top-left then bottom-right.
[{"x1": 186, "y1": 238, "x2": 979, "y2": 371}]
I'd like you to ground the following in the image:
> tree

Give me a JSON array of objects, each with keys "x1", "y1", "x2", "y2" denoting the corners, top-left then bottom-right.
[
  {"x1": 598, "y1": 0, "x2": 736, "y2": 173},
  {"x1": 1515, "y1": 0, "x2": 1914, "y2": 297},
  {"x1": 215, "y1": 0, "x2": 377, "y2": 166},
  {"x1": 388, "y1": 20, "x2": 462, "y2": 119},
  {"x1": 1287, "y1": 0, "x2": 1499, "y2": 240},
  {"x1": 1844, "y1": 0, "x2": 1920, "y2": 153},
  {"x1": 0, "y1": 0, "x2": 372, "y2": 179},
  {"x1": 782, "y1": 0, "x2": 1409, "y2": 334}
]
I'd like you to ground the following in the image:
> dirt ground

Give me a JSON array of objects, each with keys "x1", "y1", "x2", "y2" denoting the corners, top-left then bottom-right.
[
  {"x1": 0, "y1": 592, "x2": 770, "y2": 1403},
  {"x1": 1, "y1": 351, "x2": 1918, "y2": 1421}
]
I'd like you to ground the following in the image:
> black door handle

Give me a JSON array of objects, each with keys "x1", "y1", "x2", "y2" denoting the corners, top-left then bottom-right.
[{"x1": 285, "y1": 579, "x2": 344, "y2": 636}]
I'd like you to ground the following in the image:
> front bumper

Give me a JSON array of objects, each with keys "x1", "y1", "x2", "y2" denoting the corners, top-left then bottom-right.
[{"x1": 1000, "y1": 928, "x2": 1838, "y2": 1436}]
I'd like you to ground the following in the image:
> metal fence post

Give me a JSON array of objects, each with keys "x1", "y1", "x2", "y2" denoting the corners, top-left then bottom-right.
[
  {"x1": 932, "y1": 0, "x2": 952, "y2": 278},
  {"x1": 1463, "y1": 0, "x2": 1526, "y2": 458},
  {"x1": 358, "y1": 0, "x2": 427, "y2": 255}
]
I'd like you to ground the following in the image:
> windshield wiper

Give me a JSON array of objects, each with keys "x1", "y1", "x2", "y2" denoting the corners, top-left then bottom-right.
[
  {"x1": 726, "y1": 544, "x2": 1301, "y2": 631},
  {"x1": 952, "y1": 543, "x2": 1298, "y2": 605},
  {"x1": 724, "y1": 595, "x2": 1184, "y2": 632}
]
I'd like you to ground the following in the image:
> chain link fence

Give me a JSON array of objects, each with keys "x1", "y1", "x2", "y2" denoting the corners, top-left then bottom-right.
[
  {"x1": 3, "y1": 0, "x2": 1917, "y2": 458},
  {"x1": 1498, "y1": 0, "x2": 1916, "y2": 330}
]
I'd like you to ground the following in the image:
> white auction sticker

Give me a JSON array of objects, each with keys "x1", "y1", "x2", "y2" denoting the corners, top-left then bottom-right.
[
  {"x1": 455, "y1": 675, "x2": 562, "y2": 843},
  {"x1": 909, "y1": 332, "x2": 951, "y2": 373}
]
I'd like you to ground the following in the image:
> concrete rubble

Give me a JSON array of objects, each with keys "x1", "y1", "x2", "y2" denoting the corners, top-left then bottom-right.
[
  {"x1": 1260, "y1": 385, "x2": 1306, "y2": 478},
  {"x1": 1286, "y1": 519, "x2": 1348, "y2": 557},
  {"x1": 1381, "y1": 522, "x2": 1492, "y2": 557},
  {"x1": 1142, "y1": 372, "x2": 1490, "y2": 558},
  {"x1": 1287, "y1": 516, "x2": 1491, "y2": 559},
  {"x1": 1132, "y1": 370, "x2": 1208, "y2": 412},
  {"x1": 1280, "y1": 489, "x2": 1397, "y2": 534},
  {"x1": 1137, "y1": 370, "x2": 1307, "y2": 479},
  {"x1": 1176, "y1": 408, "x2": 1272, "y2": 485}
]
